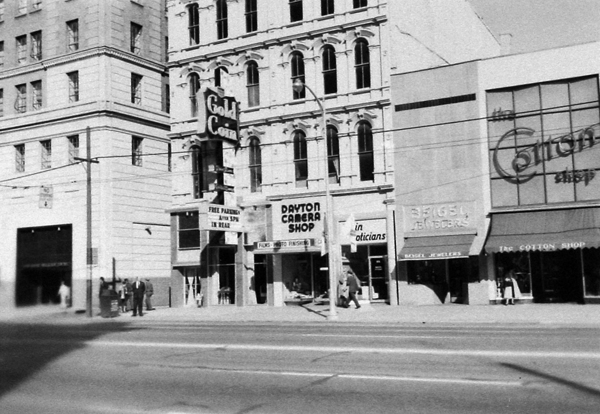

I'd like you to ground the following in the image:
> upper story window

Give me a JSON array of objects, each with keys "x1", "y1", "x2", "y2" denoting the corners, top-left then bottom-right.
[
  {"x1": 245, "y1": 0, "x2": 257, "y2": 33},
  {"x1": 30, "y1": 31, "x2": 42, "y2": 61},
  {"x1": 15, "y1": 144, "x2": 25, "y2": 172},
  {"x1": 0, "y1": 88, "x2": 3, "y2": 117},
  {"x1": 246, "y1": 61, "x2": 260, "y2": 108},
  {"x1": 0, "y1": 1, "x2": 5, "y2": 22},
  {"x1": 189, "y1": 72, "x2": 200, "y2": 117},
  {"x1": 293, "y1": 130, "x2": 308, "y2": 187},
  {"x1": 188, "y1": 4, "x2": 200, "y2": 45},
  {"x1": 68, "y1": 71, "x2": 79, "y2": 103},
  {"x1": 67, "y1": 20, "x2": 79, "y2": 52},
  {"x1": 17, "y1": 0, "x2": 27, "y2": 15},
  {"x1": 131, "y1": 73, "x2": 143, "y2": 104},
  {"x1": 322, "y1": 45, "x2": 337, "y2": 95},
  {"x1": 130, "y1": 23, "x2": 142, "y2": 55},
  {"x1": 215, "y1": 66, "x2": 228, "y2": 88},
  {"x1": 132, "y1": 136, "x2": 143, "y2": 166},
  {"x1": 32, "y1": 0, "x2": 42, "y2": 11},
  {"x1": 40, "y1": 139, "x2": 52, "y2": 169},
  {"x1": 357, "y1": 121, "x2": 374, "y2": 181},
  {"x1": 355, "y1": 39, "x2": 371, "y2": 89},
  {"x1": 353, "y1": 0, "x2": 367, "y2": 8},
  {"x1": 31, "y1": 80, "x2": 42, "y2": 110},
  {"x1": 0, "y1": 42, "x2": 4, "y2": 68},
  {"x1": 321, "y1": 0, "x2": 334, "y2": 16},
  {"x1": 290, "y1": 52, "x2": 305, "y2": 100},
  {"x1": 68, "y1": 135, "x2": 79, "y2": 164},
  {"x1": 289, "y1": 0, "x2": 302, "y2": 23},
  {"x1": 15, "y1": 84, "x2": 26, "y2": 113},
  {"x1": 216, "y1": 0, "x2": 228, "y2": 40},
  {"x1": 248, "y1": 137, "x2": 262, "y2": 193},
  {"x1": 16, "y1": 35, "x2": 27, "y2": 64},
  {"x1": 178, "y1": 211, "x2": 200, "y2": 249},
  {"x1": 327, "y1": 125, "x2": 340, "y2": 183}
]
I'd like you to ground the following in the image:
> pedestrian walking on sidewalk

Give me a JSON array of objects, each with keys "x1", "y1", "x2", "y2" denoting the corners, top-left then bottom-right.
[
  {"x1": 503, "y1": 268, "x2": 516, "y2": 305},
  {"x1": 57, "y1": 281, "x2": 70, "y2": 310},
  {"x1": 131, "y1": 277, "x2": 146, "y2": 316},
  {"x1": 145, "y1": 278, "x2": 155, "y2": 311},
  {"x1": 346, "y1": 271, "x2": 361, "y2": 309},
  {"x1": 339, "y1": 272, "x2": 350, "y2": 308}
]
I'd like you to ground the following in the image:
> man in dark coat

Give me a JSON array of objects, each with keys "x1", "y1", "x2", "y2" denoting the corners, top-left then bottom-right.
[
  {"x1": 131, "y1": 277, "x2": 146, "y2": 316},
  {"x1": 145, "y1": 278, "x2": 155, "y2": 311},
  {"x1": 346, "y1": 272, "x2": 362, "y2": 309}
]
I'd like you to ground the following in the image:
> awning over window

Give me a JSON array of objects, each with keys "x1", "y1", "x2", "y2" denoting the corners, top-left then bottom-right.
[
  {"x1": 399, "y1": 234, "x2": 476, "y2": 260},
  {"x1": 485, "y1": 208, "x2": 600, "y2": 253}
]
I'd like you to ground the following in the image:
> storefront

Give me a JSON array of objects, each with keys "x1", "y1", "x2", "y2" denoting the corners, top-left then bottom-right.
[
  {"x1": 398, "y1": 202, "x2": 483, "y2": 304},
  {"x1": 485, "y1": 74, "x2": 600, "y2": 304}
]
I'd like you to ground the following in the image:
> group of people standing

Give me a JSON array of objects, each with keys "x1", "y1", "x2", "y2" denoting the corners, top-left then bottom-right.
[{"x1": 99, "y1": 276, "x2": 155, "y2": 317}]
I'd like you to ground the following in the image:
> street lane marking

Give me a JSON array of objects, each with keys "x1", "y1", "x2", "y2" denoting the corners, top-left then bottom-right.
[
  {"x1": 88, "y1": 340, "x2": 600, "y2": 360},
  {"x1": 302, "y1": 334, "x2": 463, "y2": 339},
  {"x1": 216, "y1": 368, "x2": 523, "y2": 387}
]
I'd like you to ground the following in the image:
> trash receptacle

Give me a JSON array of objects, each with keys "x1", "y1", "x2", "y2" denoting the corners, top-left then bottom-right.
[{"x1": 100, "y1": 290, "x2": 120, "y2": 318}]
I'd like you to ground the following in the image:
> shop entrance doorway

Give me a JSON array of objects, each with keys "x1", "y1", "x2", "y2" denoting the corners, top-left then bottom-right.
[
  {"x1": 209, "y1": 247, "x2": 236, "y2": 304},
  {"x1": 254, "y1": 255, "x2": 268, "y2": 304},
  {"x1": 369, "y1": 256, "x2": 388, "y2": 301},
  {"x1": 539, "y1": 250, "x2": 583, "y2": 303},
  {"x1": 16, "y1": 225, "x2": 72, "y2": 306}
]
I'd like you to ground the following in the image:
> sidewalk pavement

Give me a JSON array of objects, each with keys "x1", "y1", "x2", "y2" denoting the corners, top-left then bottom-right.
[{"x1": 1, "y1": 302, "x2": 599, "y2": 327}]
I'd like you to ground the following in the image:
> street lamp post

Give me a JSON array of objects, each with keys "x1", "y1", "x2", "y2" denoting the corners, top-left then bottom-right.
[{"x1": 293, "y1": 79, "x2": 338, "y2": 321}]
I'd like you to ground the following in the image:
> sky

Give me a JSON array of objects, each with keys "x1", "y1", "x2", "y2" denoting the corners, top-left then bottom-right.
[{"x1": 468, "y1": 0, "x2": 600, "y2": 54}]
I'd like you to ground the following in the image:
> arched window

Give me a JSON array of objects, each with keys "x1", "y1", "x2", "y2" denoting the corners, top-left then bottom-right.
[
  {"x1": 216, "y1": 0, "x2": 228, "y2": 40},
  {"x1": 215, "y1": 66, "x2": 228, "y2": 88},
  {"x1": 293, "y1": 130, "x2": 308, "y2": 187},
  {"x1": 247, "y1": 61, "x2": 260, "y2": 108},
  {"x1": 191, "y1": 145, "x2": 204, "y2": 198},
  {"x1": 355, "y1": 39, "x2": 371, "y2": 89},
  {"x1": 327, "y1": 125, "x2": 340, "y2": 183},
  {"x1": 188, "y1": 4, "x2": 200, "y2": 45},
  {"x1": 357, "y1": 121, "x2": 374, "y2": 181},
  {"x1": 290, "y1": 52, "x2": 305, "y2": 100},
  {"x1": 322, "y1": 45, "x2": 337, "y2": 95},
  {"x1": 248, "y1": 137, "x2": 262, "y2": 192},
  {"x1": 189, "y1": 73, "x2": 201, "y2": 117}
]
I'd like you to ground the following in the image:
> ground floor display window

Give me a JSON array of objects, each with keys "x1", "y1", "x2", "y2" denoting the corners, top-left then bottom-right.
[
  {"x1": 342, "y1": 244, "x2": 388, "y2": 301},
  {"x1": 282, "y1": 253, "x2": 328, "y2": 301},
  {"x1": 494, "y1": 248, "x2": 600, "y2": 303},
  {"x1": 16, "y1": 225, "x2": 72, "y2": 306},
  {"x1": 209, "y1": 247, "x2": 236, "y2": 305},
  {"x1": 406, "y1": 257, "x2": 479, "y2": 304},
  {"x1": 183, "y1": 268, "x2": 202, "y2": 307}
]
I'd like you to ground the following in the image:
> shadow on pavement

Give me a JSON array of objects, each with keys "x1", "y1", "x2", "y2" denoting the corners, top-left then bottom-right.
[
  {"x1": 0, "y1": 319, "x2": 140, "y2": 398},
  {"x1": 500, "y1": 362, "x2": 600, "y2": 398}
]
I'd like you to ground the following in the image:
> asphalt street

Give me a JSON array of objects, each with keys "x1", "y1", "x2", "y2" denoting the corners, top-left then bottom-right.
[{"x1": 1, "y1": 320, "x2": 599, "y2": 414}]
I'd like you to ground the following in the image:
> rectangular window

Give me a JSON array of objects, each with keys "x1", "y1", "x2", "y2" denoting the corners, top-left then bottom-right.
[
  {"x1": 321, "y1": 0, "x2": 334, "y2": 16},
  {"x1": 178, "y1": 212, "x2": 200, "y2": 249},
  {"x1": 289, "y1": 0, "x2": 303, "y2": 22},
  {"x1": 67, "y1": 20, "x2": 79, "y2": 52},
  {"x1": 216, "y1": 0, "x2": 228, "y2": 40},
  {"x1": 131, "y1": 73, "x2": 142, "y2": 104},
  {"x1": 487, "y1": 76, "x2": 600, "y2": 207},
  {"x1": 68, "y1": 71, "x2": 79, "y2": 102},
  {"x1": 0, "y1": 1, "x2": 5, "y2": 21},
  {"x1": 40, "y1": 140, "x2": 51, "y2": 169},
  {"x1": 245, "y1": 0, "x2": 257, "y2": 33},
  {"x1": 68, "y1": 135, "x2": 79, "y2": 164},
  {"x1": 18, "y1": 0, "x2": 27, "y2": 15},
  {"x1": 15, "y1": 84, "x2": 27, "y2": 113},
  {"x1": 32, "y1": 0, "x2": 42, "y2": 10},
  {"x1": 0, "y1": 42, "x2": 4, "y2": 68},
  {"x1": 31, "y1": 80, "x2": 42, "y2": 110},
  {"x1": 353, "y1": 0, "x2": 367, "y2": 8},
  {"x1": 30, "y1": 31, "x2": 42, "y2": 61},
  {"x1": 132, "y1": 136, "x2": 143, "y2": 166},
  {"x1": 130, "y1": 22, "x2": 142, "y2": 55},
  {"x1": 0, "y1": 88, "x2": 3, "y2": 117},
  {"x1": 15, "y1": 144, "x2": 25, "y2": 172},
  {"x1": 16, "y1": 35, "x2": 27, "y2": 64},
  {"x1": 188, "y1": 4, "x2": 200, "y2": 46}
]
